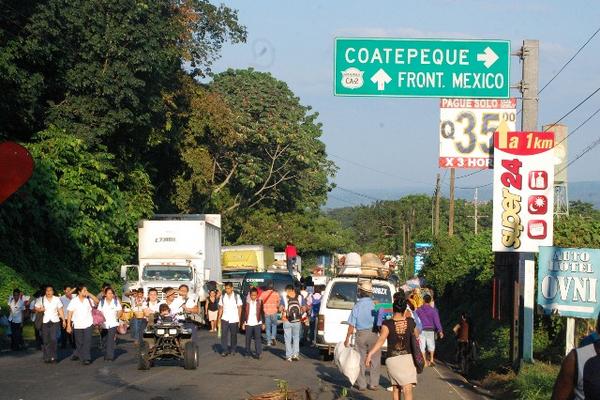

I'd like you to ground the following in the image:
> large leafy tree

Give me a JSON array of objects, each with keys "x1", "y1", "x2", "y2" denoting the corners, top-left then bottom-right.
[
  {"x1": 0, "y1": 0, "x2": 246, "y2": 161},
  {"x1": 172, "y1": 69, "x2": 336, "y2": 238},
  {"x1": 0, "y1": 127, "x2": 154, "y2": 288}
]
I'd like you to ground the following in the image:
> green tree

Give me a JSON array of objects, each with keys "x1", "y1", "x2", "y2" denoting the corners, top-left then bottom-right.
[
  {"x1": 0, "y1": 0, "x2": 246, "y2": 161},
  {"x1": 172, "y1": 69, "x2": 336, "y2": 241},
  {"x1": 235, "y1": 209, "x2": 357, "y2": 253},
  {"x1": 0, "y1": 127, "x2": 154, "y2": 288}
]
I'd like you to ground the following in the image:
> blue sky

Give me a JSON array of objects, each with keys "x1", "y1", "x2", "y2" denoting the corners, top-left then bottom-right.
[{"x1": 210, "y1": 1, "x2": 600, "y2": 204}]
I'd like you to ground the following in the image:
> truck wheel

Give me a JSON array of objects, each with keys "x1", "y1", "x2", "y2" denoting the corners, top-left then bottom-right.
[
  {"x1": 320, "y1": 349, "x2": 333, "y2": 362},
  {"x1": 184, "y1": 342, "x2": 198, "y2": 370},
  {"x1": 138, "y1": 342, "x2": 151, "y2": 370}
]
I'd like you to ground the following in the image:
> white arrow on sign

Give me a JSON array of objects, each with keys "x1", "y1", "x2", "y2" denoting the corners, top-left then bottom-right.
[
  {"x1": 477, "y1": 47, "x2": 499, "y2": 68},
  {"x1": 370, "y1": 68, "x2": 392, "y2": 91}
]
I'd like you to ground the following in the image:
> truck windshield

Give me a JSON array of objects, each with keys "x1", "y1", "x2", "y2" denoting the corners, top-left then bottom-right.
[
  {"x1": 142, "y1": 265, "x2": 192, "y2": 281},
  {"x1": 326, "y1": 281, "x2": 392, "y2": 310}
]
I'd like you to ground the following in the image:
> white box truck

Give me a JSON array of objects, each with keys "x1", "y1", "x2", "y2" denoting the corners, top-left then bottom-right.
[{"x1": 120, "y1": 214, "x2": 221, "y2": 318}]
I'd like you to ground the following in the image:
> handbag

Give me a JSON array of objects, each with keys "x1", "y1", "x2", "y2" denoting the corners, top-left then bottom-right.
[
  {"x1": 34, "y1": 298, "x2": 44, "y2": 331},
  {"x1": 88, "y1": 298, "x2": 105, "y2": 327},
  {"x1": 409, "y1": 326, "x2": 425, "y2": 374}
]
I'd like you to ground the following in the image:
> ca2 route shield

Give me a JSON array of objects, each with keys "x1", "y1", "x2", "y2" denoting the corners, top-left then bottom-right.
[{"x1": 334, "y1": 38, "x2": 511, "y2": 98}]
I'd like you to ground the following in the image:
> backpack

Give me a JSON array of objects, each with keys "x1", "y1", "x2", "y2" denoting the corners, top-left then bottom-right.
[
  {"x1": 309, "y1": 294, "x2": 322, "y2": 318},
  {"x1": 100, "y1": 298, "x2": 118, "y2": 308},
  {"x1": 286, "y1": 296, "x2": 302, "y2": 323},
  {"x1": 583, "y1": 342, "x2": 600, "y2": 399}
]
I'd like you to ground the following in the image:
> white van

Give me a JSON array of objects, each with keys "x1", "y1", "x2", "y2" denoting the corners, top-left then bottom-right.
[{"x1": 315, "y1": 276, "x2": 395, "y2": 359}]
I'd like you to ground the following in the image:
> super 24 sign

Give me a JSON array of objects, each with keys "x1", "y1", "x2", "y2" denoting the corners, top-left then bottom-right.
[{"x1": 439, "y1": 98, "x2": 517, "y2": 169}]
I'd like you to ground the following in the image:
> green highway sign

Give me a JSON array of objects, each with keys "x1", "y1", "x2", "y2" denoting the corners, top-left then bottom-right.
[{"x1": 334, "y1": 38, "x2": 511, "y2": 98}]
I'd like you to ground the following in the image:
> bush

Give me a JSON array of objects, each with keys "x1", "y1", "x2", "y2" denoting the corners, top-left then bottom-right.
[
  {"x1": 0, "y1": 262, "x2": 34, "y2": 310},
  {"x1": 512, "y1": 362, "x2": 558, "y2": 400}
]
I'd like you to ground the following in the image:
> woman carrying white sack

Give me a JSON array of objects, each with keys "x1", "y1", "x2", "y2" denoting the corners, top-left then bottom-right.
[
  {"x1": 366, "y1": 297, "x2": 419, "y2": 400},
  {"x1": 98, "y1": 287, "x2": 123, "y2": 361}
]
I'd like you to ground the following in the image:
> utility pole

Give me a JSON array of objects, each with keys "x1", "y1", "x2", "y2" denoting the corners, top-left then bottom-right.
[
  {"x1": 448, "y1": 168, "x2": 455, "y2": 236},
  {"x1": 434, "y1": 173, "x2": 441, "y2": 237},
  {"x1": 511, "y1": 39, "x2": 539, "y2": 366},
  {"x1": 468, "y1": 188, "x2": 487, "y2": 234}
]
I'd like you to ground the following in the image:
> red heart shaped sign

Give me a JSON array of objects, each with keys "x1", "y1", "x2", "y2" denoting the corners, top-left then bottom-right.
[{"x1": 0, "y1": 141, "x2": 35, "y2": 205}]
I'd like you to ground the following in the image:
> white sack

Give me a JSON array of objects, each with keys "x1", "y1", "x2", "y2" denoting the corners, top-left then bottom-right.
[{"x1": 334, "y1": 341, "x2": 361, "y2": 385}]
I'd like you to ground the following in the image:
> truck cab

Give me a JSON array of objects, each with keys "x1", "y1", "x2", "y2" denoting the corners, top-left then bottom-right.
[
  {"x1": 120, "y1": 214, "x2": 222, "y2": 320},
  {"x1": 316, "y1": 276, "x2": 395, "y2": 359}
]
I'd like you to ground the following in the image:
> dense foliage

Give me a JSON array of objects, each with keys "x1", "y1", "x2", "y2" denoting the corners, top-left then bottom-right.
[{"x1": 0, "y1": 2, "x2": 343, "y2": 293}]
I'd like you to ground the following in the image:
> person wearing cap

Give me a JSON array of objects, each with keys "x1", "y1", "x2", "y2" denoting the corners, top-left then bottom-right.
[{"x1": 344, "y1": 280, "x2": 380, "y2": 391}]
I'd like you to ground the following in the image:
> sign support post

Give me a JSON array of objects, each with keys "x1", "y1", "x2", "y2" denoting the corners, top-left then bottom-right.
[
  {"x1": 516, "y1": 39, "x2": 539, "y2": 365},
  {"x1": 565, "y1": 317, "x2": 576, "y2": 355}
]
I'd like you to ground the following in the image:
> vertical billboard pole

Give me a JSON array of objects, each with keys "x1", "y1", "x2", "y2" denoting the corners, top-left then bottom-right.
[{"x1": 519, "y1": 39, "x2": 539, "y2": 364}]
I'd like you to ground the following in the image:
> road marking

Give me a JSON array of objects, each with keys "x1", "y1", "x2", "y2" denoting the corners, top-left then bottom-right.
[{"x1": 432, "y1": 365, "x2": 469, "y2": 400}]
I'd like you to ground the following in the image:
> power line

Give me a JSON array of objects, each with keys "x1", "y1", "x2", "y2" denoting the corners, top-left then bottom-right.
[
  {"x1": 544, "y1": 86, "x2": 600, "y2": 133},
  {"x1": 557, "y1": 134, "x2": 600, "y2": 175},
  {"x1": 332, "y1": 186, "x2": 384, "y2": 202},
  {"x1": 539, "y1": 26, "x2": 600, "y2": 95},
  {"x1": 456, "y1": 103, "x2": 600, "y2": 189},
  {"x1": 554, "y1": 103, "x2": 600, "y2": 148},
  {"x1": 327, "y1": 194, "x2": 361, "y2": 207},
  {"x1": 516, "y1": 26, "x2": 600, "y2": 117},
  {"x1": 329, "y1": 153, "x2": 431, "y2": 186},
  {"x1": 454, "y1": 182, "x2": 493, "y2": 190},
  {"x1": 456, "y1": 168, "x2": 487, "y2": 180}
]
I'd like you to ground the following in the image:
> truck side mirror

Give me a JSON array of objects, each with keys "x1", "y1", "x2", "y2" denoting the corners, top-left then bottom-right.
[{"x1": 120, "y1": 265, "x2": 128, "y2": 280}]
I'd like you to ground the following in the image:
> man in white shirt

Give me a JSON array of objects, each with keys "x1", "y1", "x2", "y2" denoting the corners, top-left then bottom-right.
[
  {"x1": 171, "y1": 285, "x2": 200, "y2": 347},
  {"x1": 59, "y1": 286, "x2": 75, "y2": 349},
  {"x1": 242, "y1": 287, "x2": 265, "y2": 359},
  {"x1": 7, "y1": 288, "x2": 25, "y2": 351},
  {"x1": 218, "y1": 282, "x2": 242, "y2": 357}
]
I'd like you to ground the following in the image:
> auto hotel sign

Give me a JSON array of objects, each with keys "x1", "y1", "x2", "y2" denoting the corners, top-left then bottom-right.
[{"x1": 537, "y1": 246, "x2": 599, "y2": 319}]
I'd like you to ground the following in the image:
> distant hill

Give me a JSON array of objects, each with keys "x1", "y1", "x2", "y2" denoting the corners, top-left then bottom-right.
[{"x1": 326, "y1": 181, "x2": 600, "y2": 209}]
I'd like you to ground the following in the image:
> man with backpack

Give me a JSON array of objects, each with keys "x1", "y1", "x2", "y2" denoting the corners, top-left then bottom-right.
[
  {"x1": 280, "y1": 285, "x2": 305, "y2": 361},
  {"x1": 218, "y1": 282, "x2": 242, "y2": 357},
  {"x1": 552, "y1": 312, "x2": 600, "y2": 400}
]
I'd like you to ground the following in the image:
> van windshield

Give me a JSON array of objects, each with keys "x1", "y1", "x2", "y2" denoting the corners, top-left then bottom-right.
[
  {"x1": 142, "y1": 265, "x2": 192, "y2": 281},
  {"x1": 241, "y1": 273, "x2": 294, "y2": 298},
  {"x1": 326, "y1": 281, "x2": 392, "y2": 310}
]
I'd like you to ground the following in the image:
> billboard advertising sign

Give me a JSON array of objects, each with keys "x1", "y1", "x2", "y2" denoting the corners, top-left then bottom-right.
[
  {"x1": 414, "y1": 242, "x2": 433, "y2": 274},
  {"x1": 537, "y1": 246, "x2": 599, "y2": 319},
  {"x1": 492, "y1": 127, "x2": 555, "y2": 252},
  {"x1": 439, "y1": 98, "x2": 517, "y2": 169}
]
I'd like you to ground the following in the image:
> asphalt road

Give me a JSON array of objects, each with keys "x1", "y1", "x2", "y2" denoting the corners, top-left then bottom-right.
[{"x1": 0, "y1": 329, "x2": 492, "y2": 400}]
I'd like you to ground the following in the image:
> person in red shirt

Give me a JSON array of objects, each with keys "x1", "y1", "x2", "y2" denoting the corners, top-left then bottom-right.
[{"x1": 285, "y1": 242, "x2": 298, "y2": 275}]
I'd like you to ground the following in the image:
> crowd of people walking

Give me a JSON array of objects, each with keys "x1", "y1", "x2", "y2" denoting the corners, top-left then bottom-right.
[
  {"x1": 4, "y1": 279, "x2": 453, "y2": 400},
  {"x1": 3, "y1": 282, "x2": 200, "y2": 365}
]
